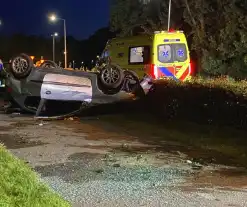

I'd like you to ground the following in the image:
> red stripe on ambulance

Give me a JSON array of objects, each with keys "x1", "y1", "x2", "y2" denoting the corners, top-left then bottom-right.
[{"x1": 179, "y1": 67, "x2": 190, "y2": 81}]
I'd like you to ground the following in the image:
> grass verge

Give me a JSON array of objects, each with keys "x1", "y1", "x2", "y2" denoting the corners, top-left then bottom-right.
[{"x1": 0, "y1": 145, "x2": 70, "y2": 207}]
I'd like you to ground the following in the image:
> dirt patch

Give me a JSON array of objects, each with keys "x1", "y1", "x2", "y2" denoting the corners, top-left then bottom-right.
[
  {"x1": 61, "y1": 115, "x2": 247, "y2": 169},
  {"x1": 110, "y1": 145, "x2": 162, "y2": 154},
  {"x1": 68, "y1": 152, "x2": 103, "y2": 161},
  {"x1": 60, "y1": 119, "x2": 241, "y2": 168},
  {"x1": 109, "y1": 144, "x2": 237, "y2": 165},
  {"x1": 64, "y1": 144, "x2": 109, "y2": 150},
  {"x1": 0, "y1": 125, "x2": 14, "y2": 132},
  {"x1": 62, "y1": 121, "x2": 134, "y2": 141},
  {"x1": 10, "y1": 121, "x2": 38, "y2": 128},
  {"x1": 181, "y1": 167, "x2": 247, "y2": 191},
  {"x1": 0, "y1": 121, "x2": 45, "y2": 149},
  {"x1": 0, "y1": 134, "x2": 45, "y2": 149}
]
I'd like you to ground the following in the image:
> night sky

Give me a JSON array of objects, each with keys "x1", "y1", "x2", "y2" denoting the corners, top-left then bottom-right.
[{"x1": 0, "y1": 0, "x2": 109, "y2": 39}]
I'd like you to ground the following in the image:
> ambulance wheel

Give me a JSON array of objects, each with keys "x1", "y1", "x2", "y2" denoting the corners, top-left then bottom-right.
[
  {"x1": 40, "y1": 60, "x2": 58, "y2": 68},
  {"x1": 99, "y1": 64, "x2": 124, "y2": 88},
  {"x1": 10, "y1": 53, "x2": 33, "y2": 79}
]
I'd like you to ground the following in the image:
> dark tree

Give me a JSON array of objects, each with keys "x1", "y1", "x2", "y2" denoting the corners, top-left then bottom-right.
[{"x1": 110, "y1": 0, "x2": 247, "y2": 78}]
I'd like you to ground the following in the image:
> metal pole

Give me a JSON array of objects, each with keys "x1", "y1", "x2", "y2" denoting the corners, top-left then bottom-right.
[
  {"x1": 52, "y1": 35, "x2": 55, "y2": 62},
  {"x1": 168, "y1": 0, "x2": 171, "y2": 31},
  {"x1": 63, "y1": 19, "x2": 67, "y2": 68}
]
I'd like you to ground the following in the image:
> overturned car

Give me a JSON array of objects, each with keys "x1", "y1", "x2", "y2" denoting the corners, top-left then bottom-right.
[{"x1": 4, "y1": 53, "x2": 153, "y2": 119}]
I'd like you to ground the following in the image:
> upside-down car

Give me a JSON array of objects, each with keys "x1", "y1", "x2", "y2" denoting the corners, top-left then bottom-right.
[{"x1": 4, "y1": 53, "x2": 153, "y2": 119}]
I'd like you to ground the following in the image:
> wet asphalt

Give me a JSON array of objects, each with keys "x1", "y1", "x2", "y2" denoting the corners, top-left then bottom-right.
[{"x1": 0, "y1": 112, "x2": 247, "y2": 207}]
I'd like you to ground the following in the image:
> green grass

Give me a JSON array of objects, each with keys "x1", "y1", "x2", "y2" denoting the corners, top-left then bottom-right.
[{"x1": 0, "y1": 145, "x2": 71, "y2": 207}]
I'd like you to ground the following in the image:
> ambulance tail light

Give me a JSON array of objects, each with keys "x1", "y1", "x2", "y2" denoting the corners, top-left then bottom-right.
[
  {"x1": 150, "y1": 64, "x2": 158, "y2": 79},
  {"x1": 189, "y1": 60, "x2": 195, "y2": 76}
]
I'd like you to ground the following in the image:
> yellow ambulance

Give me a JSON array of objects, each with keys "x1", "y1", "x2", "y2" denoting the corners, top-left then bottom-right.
[{"x1": 101, "y1": 30, "x2": 192, "y2": 81}]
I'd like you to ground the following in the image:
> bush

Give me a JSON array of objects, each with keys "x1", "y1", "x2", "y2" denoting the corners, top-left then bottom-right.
[{"x1": 141, "y1": 78, "x2": 247, "y2": 129}]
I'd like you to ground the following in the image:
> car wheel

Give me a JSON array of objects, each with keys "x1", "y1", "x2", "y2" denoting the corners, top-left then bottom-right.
[
  {"x1": 99, "y1": 64, "x2": 124, "y2": 88},
  {"x1": 10, "y1": 53, "x2": 33, "y2": 79},
  {"x1": 40, "y1": 60, "x2": 58, "y2": 68},
  {"x1": 123, "y1": 70, "x2": 145, "y2": 97}
]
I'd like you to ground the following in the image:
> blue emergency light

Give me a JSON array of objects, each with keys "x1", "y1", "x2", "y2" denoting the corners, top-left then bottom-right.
[{"x1": 164, "y1": 39, "x2": 180, "y2": 42}]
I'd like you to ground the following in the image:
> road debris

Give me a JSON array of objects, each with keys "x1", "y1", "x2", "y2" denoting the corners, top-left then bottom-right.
[
  {"x1": 187, "y1": 159, "x2": 204, "y2": 170},
  {"x1": 112, "y1": 163, "x2": 121, "y2": 168},
  {"x1": 186, "y1": 160, "x2": 193, "y2": 164},
  {"x1": 94, "y1": 169, "x2": 104, "y2": 174},
  {"x1": 64, "y1": 117, "x2": 80, "y2": 121}
]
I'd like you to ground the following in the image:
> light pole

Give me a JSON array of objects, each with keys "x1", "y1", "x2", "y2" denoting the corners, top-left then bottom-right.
[
  {"x1": 51, "y1": 32, "x2": 58, "y2": 62},
  {"x1": 167, "y1": 0, "x2": 171, "y2": 31},
  {"x1": 72, "y1": 60, "x2": 75, "y2": 69},
  {"x1": 49, "y1": 14, "x2": 67, "y2": 68}
]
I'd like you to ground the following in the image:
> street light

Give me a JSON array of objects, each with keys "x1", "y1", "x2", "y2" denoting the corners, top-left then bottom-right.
[
  {"x1": 167, "y1": 0, "x2": 172, "y2": 31},
  {"x1": 51, "y1": 32, "x2": 58, "y2": 62},
  {"x1": 140, "y1": 0, "x2": 171, "y2": 31},
  {"x1": 49, "y1": 14, "x2": 67, "y2": 68},
  {"x1": 50, "y1": 15, "x2": 56, "y2": 21}
]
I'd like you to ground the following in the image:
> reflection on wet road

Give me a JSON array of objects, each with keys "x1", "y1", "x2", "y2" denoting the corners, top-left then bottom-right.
[{"x1": 0, "y1": 113, "x2": 247, "y2": 206}]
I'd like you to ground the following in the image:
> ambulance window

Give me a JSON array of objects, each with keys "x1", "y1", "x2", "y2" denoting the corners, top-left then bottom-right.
[
  {"x1": 129, "y1": 47, "x2": 144, "y2": 63},
  {"x1": 129, "y1": 46, "x2": 150, "y2": 64},
  {"x1": 158, "y1": 45, "x2": 172, "y2": 63},
  {"x1": 174, "y1": 44, "x2": 187, "y2": 62}
]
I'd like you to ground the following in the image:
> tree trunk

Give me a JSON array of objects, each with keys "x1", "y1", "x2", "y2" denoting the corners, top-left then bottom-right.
[{"x1": 196, "y1": 51, "x2": 202, "y2": 75}]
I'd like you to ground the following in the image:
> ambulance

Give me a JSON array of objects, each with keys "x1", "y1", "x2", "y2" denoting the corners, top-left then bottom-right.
[{"x1": 101, "y1": 30, "x2": 192, "y2": 81}]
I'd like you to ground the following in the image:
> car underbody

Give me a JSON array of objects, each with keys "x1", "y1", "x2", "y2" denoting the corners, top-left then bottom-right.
[{"x1": 3, "y1": 53, "x2": 153, "y2": 119}]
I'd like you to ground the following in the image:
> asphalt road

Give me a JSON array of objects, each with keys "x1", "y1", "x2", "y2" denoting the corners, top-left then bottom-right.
[{"x1": 0, "y1": 113, "x2": 247, "y2": 207}]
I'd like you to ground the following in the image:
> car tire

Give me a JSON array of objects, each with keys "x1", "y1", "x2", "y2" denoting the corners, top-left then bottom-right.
[
  {"x1": 99, "y1": 63, "x2": 124, "y2": 88},
  {"x1": 40, "y1": 60, "x2": 58, "y2": 68},
  {"x1": 10, "y1": 53, "x2": 33, "y2": 79},
  {"x1": 123, "y1": 70, "x2": 145, "y2": 97}
]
